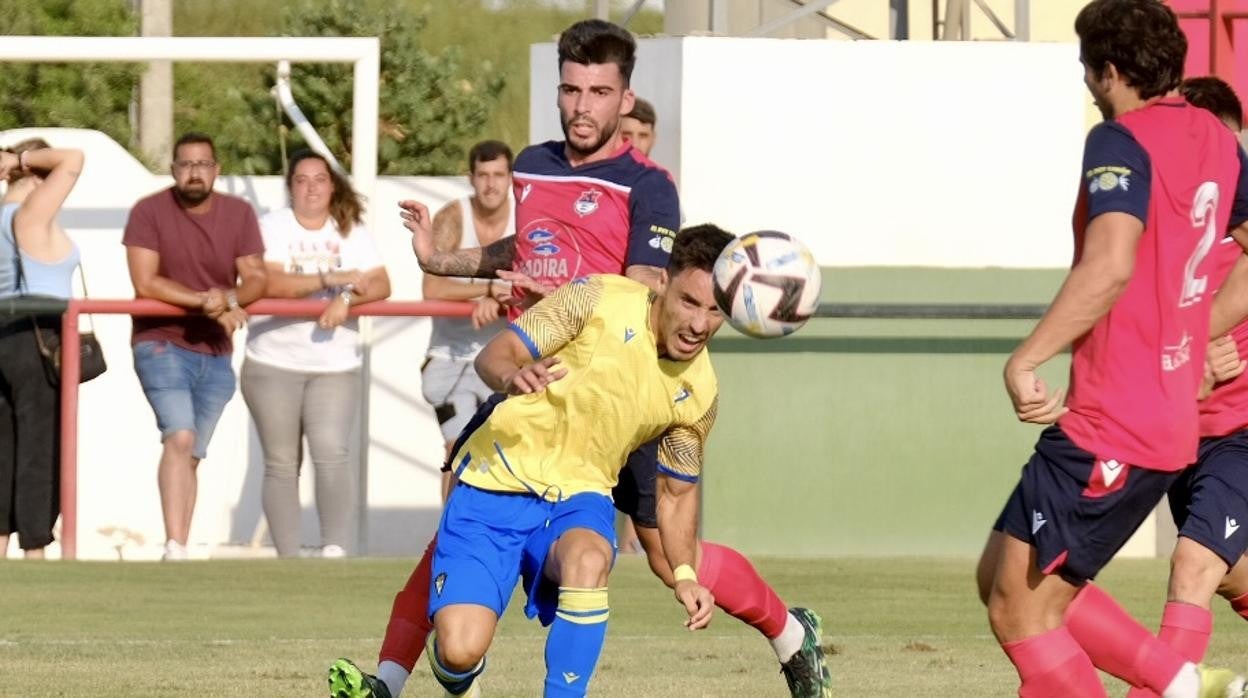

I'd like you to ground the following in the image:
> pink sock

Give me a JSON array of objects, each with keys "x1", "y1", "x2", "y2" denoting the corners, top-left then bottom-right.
[
  {"x1": 697, "y1": 541, "x2": 788, "y2": 639},
  {"x1": 1064, "y1": 584, "x2": 1187, "y2": 692},
  {"x1": 1124, "y1": 602, "x2": 1212, "y2": 698},
  {"x1": 1002, "y1": 626, "x2": 1107, "y2": 697},
  {"x1": 1229, "y1": 590, "x2": 1248, "y2": 620}
]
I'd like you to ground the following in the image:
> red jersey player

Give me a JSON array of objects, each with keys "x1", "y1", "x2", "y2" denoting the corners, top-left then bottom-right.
[{"x1": 976, "y1": 1, "x2": 1248, "y2": 696}]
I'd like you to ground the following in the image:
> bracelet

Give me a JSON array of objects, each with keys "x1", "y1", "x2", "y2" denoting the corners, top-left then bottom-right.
[
  {"x1": 17, "y1": 150, "x2": 28, "y2": 172},
  {"x1": 339, "y1": 289, "x2": 353, "y2": 306},
  {"x1": 487, "y1": 279, "x2": 494, "y2": 295},
  {"x1": 673, "y1": 564, "x2": 698, "y2": 583},
  {"x1": 226, "y1": 290, "x2": 240, "y2": 311}
]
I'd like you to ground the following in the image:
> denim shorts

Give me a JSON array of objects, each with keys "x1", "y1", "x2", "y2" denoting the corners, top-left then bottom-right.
[{"x1": 133, "y1": 340, "x2": 236, "y2": 460}]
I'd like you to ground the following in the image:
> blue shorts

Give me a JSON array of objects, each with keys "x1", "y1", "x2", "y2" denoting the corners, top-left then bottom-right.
[
  {"x1": 1169, "y1": 430, "x2": 1248, "y2": 567},
  {"x1": 133, "y1": 340, "x2": 236, "y2": 460},
  {"x1": 429, "y1": 484, "x2": 617, "y2": 626},
  {"x1": 994, "y1": 425, "x2": 1181, "y2": 585}
]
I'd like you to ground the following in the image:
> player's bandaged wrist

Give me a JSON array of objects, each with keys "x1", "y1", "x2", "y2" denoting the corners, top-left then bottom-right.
[{"x1": 673, "y1": 564, "x2": 697, "y2": 583}]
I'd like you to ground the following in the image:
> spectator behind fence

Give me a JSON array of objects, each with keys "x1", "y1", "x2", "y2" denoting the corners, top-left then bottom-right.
[
  {"x1": 122, "y1": 132, "x2": 266, "y2": 562},
  {"x1": 241, "y1": 150, "x2": 389, "y2": 559},
  {"x1": 0, "y1": 141, "x2": 84, "y2": 559},
  {"x1": 420, "y1": 139, "x2": 514, "y2": 502},
  {"x1": 620, "y1": 97, "x2": 656, "y2": 157}
]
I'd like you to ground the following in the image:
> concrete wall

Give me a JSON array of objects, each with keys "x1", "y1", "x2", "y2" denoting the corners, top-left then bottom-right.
[{"x1": 531, "y1": 37, "x2": 1086, "y2": 268}]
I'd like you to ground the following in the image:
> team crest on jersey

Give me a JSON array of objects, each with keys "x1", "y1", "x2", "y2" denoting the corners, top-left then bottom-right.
[
  {"x1": 574, "y1": 189, "x2": 602, "y2": 217},
  {"x1": 527, "y1": 228, "x2": 561, "y2": 257},
  {"x1": 435, "y1": 572, "x2": 447, "y2": 596},
  {"x1": 1086, "y1": 165, "x2": 1131, "y2": 194}
]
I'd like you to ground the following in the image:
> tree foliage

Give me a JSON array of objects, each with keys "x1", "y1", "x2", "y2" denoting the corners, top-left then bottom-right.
[
  {"x1": 176, "y1": 0, "x2": 506, "y2": 175},
  {"x1": 0, "y1": 0, "x2": 140, "y2": 151}
]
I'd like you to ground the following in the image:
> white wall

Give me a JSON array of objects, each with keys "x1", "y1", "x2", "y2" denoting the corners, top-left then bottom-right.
[
  {"x1": 2, "y1": 128, "x2": 463, "y2": 560},
  {"x1": 531, "y1": 37, "x2": 1087, "y2": 268}
]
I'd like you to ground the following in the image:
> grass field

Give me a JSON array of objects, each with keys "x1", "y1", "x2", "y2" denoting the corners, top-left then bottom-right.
[{"x1": 2, "y1": 555, "x2": 1247, "y2": 696}]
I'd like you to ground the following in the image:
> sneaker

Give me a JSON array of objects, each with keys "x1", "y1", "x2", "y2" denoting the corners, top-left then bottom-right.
[
  {"x1": 779, "y1": 607, "x2": 832, "y2": 698},
  {"x1": 328, "y1": 658, "x2": 392, "y2": 698},
  {"x1": 321, "y1": 544, "x2": 346, "y2": 559},
  {"x1": 161, "y1": 540, "x2": 188, "y2": 562},
  {"x1": 1197, "y1": 665, "x2": 1247, "y2": 698}
]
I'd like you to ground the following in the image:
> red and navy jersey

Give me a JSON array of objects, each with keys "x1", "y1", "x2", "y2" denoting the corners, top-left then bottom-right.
[
  {"x1": 1060, "y1": 98, "x2": 1247, "y2": 471},
  {"x1": 509, "y1": 141, "x2": 680, "y2": 319}
]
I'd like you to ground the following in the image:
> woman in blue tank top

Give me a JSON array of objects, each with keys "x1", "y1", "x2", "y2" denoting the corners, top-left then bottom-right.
[{"x1": 0, "y1": 139, "x2": 84, "y2": 559}]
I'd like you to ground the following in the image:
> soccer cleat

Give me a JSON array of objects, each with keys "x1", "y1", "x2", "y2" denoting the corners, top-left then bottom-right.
[
  {"x1": 328, "y1": 658, "x2": 392, "y2": 698},
  {"x1": 1197, "y1": 665, "x2": 1247, "y2": 698},
  {"x1": 779, "y1": 607, "x2": 832, "y2": 698}
]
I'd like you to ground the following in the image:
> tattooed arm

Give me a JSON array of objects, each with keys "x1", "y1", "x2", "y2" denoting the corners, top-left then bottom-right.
[{"x1": 401, "y1": 199, "x2": 516, "y2": 278}]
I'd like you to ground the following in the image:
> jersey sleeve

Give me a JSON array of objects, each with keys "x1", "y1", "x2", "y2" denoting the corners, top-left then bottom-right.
[
  {"x1": 1230, "y1": 146, "x2": 1248, "y2": 230},
  {"x1": 657, "y1": 396, "x2": 718, "y2": 483},
  {"x1": 1082, "y1": 121, "x2": 1152, "y2": 226},
  {"x1": 508, "y1": 276, "x2": 604, "y2": 359},
  {"x1": 625, "y1": 169, "x2": 681, "y2": 269}
]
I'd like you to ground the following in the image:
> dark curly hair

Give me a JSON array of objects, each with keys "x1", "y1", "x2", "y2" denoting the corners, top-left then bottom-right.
[
  {"x1": 1075, "y1": 0, "x2": 1186, "y2": 100},
  {"x1": 668, "y1": 224, "x2": 735, "y2": 275},
  {"x1": 1181, "y1": 76, "x2": 1244, "y2": 130}
]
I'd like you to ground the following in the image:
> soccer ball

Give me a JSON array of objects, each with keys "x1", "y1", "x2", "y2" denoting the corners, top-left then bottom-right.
[{"x1": 712, "y1": 231, "x2": 822, "y2": 339}]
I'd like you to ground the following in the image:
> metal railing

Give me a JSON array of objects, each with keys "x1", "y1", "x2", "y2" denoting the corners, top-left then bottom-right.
[{"x1": 46, "y1": 297, "x2": 472, "y2": 560}]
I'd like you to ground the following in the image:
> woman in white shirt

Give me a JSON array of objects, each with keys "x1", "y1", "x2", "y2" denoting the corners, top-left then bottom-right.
[{"x1": 242, "y1": 150, "x2": 390, "y2": 558}]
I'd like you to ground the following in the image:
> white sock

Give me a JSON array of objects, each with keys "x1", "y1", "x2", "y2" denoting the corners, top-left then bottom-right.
[
  {"x1": 376, "y1": 660, "x2": 410, "y2": 697},
  {"x1": 769, "y1": 611, "x2": 806, "y2": 663},
  {"x1": 1162, "y1": 662, "x2": 1199, "y2": 698}
]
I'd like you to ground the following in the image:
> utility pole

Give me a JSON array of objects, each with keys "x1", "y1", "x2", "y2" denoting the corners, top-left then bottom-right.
[{"x1": 138, "y1": 0, "x2": 172, "y2": 168}]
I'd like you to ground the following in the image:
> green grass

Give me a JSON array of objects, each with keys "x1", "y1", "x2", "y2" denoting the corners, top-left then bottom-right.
[{"x1": 1, "y1": 556, "x2": 1244, "y2": 696}]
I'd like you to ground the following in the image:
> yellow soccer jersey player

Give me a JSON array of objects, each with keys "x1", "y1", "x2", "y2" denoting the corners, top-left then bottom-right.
[
  {"x1": 418, "y1": 224, "x2": 734, "y2": 698},
  {"x1": 450, "y1": 272, "x2": 718, "y2": 498}
]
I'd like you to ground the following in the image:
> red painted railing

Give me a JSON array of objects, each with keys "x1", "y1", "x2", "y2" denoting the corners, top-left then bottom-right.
[{"x1": 58, "y1": 298, "x2": 472, "y2": 559}]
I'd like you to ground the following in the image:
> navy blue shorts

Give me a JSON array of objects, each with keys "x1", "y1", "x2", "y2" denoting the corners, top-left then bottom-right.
[
  {"x1": 613, "y1": 439, "x2": 660, "y2": 528},
  {"x1": 428, "y1": 484, "x2": 617, "y2": 626},
  {"x1": 1169, "y1": 430, "x2": 1248, "y2": 567},
  {"x1": 994, "y1": 425, "x2": 1181, "y2": 585}
]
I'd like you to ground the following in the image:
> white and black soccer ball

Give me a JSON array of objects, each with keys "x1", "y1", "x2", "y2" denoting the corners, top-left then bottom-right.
[{"x1": 712, "y1": 231, "x2": 822, "y2": 339}]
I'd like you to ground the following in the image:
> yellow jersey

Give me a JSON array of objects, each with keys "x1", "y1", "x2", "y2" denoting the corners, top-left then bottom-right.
[{"x1": 452, "y1": 274, "x2": 718, "y2": 500}]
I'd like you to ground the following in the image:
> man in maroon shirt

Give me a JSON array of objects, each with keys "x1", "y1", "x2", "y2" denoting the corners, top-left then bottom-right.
[{"x1": 122, "y1": 132, "x2": 266, "y2": 561}]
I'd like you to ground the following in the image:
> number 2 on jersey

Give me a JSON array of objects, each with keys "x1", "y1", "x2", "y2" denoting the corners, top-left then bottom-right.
[{"x1": 1181, "y1": 181, "x2": 1221, "y2": 308}]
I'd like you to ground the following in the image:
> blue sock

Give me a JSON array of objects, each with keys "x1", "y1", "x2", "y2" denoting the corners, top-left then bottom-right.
[
  {"x1": 426, "y1": 632, "x2": 484, "y2": 696},
  {"x1": 544, "y1": 587, "x2": 609, "y2": 697}
]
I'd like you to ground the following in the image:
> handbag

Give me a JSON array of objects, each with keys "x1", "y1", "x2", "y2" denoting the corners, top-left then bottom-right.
[{"x1": 13, "y1": 243, "x2": 107, "y2": 385}]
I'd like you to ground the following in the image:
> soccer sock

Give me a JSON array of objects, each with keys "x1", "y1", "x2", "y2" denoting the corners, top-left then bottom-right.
[
  {"x1": 1124, "y1": 602, "x2": 1212, "y2": 698},
  {"x1": 697, "y1": 542, "x2": 789, "y2": 643},
  {"x1": 1229, "y1": 590, "x2": 1248, "y2": 620},
  {"x1": 1001, "y1": 626, "x2": 1106, "y2": 697},
  {"x1": 377, "y1": 536, "x2": 437, "y2": 672},
  {"x1": 427, "y1": 632, "x2": 485, "y2": 696},
  {"x1": 1063, "y1": 584, "x2": 1187, "y2": 692},
  {"x1": 544, "y1": 587, "x2": 609, "y2": 697},
  {"x1": 771, "y1": 612, "x2": 806, "y2": 663},
  {"x1": 376, "y1": 661, "x2": 409, "y2": 698}
]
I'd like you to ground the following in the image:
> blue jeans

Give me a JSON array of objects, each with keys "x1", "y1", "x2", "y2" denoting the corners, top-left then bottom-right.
[{"x1": 133, "y1": 340, "x2": 235, "y2": 459}]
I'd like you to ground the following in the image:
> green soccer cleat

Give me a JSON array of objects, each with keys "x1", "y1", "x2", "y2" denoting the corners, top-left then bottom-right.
[
  {"x1": 328, "y1": 658, "x2": 392, "y2": 698},
  {"x1": 1197, "y1": 665, "x2": 1247, "y2": 698},
  {"x1": 779, "y1": 607, "x2": 833, "y2": 698}
]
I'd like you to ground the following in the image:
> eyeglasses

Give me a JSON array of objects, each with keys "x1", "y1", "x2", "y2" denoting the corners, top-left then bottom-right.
[{"x1": 173, "y1": 160, "x2": 217, "y2": 171}]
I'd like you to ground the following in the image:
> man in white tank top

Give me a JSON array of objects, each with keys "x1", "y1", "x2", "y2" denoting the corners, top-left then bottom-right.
[{"x1": 422, "y1": 140, "x2": 514, "y2": 501}]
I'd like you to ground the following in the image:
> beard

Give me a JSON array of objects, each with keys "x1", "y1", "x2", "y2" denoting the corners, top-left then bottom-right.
[
  {"x1": 174, "y1": 181, "x2": 211, "y2": 205},
  {"x1": 561, "y1": 114, "x2": 620, "y2": 158}
]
